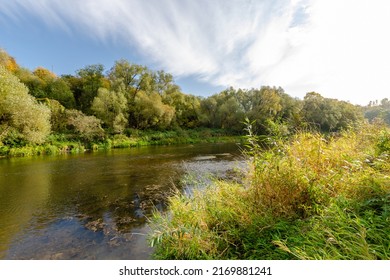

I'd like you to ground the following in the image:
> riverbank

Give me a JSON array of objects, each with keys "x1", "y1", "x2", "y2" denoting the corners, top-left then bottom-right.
[
  {"x1": 148, "y1": 123, "x2": 390, "y2": 259},
  {"x1": 0, "y1": 128, "x2": 244, "y2": 158}
]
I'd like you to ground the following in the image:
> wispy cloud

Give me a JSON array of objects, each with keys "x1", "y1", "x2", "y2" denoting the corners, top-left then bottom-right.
[{"x1": 1, "y1": 0, "x2": 390, "y2": 104}]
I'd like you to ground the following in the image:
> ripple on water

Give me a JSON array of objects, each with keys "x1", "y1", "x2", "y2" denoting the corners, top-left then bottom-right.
[{"x1": 0, "y1": 143, "x2": 245, "y2": 259}]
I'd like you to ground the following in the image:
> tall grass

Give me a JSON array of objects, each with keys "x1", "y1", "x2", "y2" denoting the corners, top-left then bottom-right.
[
  {"x1": 148, "y1": 123, "x2": 390, "y2": 259},
  {"x1": 0, "y1": 128, "x2": 243, "y2": 158}
]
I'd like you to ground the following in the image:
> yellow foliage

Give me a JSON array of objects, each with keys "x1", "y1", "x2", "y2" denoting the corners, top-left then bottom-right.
[
  {"x1": 0, "y1": 49, "x2": 19, "y2": 73},
  {"x1": 33, "y1": 66, "x2": 57, "y2": 81},
  {"x1": 5, "y1": 57, "x2": 18, "y2": 72}
]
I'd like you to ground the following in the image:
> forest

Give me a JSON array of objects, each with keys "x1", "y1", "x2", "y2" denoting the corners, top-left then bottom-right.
[{"x1": 1, "y1": 48, "x2": 389, "y2": 157}]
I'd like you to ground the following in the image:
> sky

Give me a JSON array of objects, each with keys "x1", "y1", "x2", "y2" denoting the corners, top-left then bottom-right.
[{"x1": 0, "y1": 0, "x2": 390, "y2": 105}]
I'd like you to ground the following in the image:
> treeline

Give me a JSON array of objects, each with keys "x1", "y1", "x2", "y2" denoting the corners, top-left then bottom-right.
[
  {"x1": 364, "y1": 98, "x2": 390, "y2": 126},
  {"x1": 0, "y1": 48, "x2": 385, "y2": 149}
]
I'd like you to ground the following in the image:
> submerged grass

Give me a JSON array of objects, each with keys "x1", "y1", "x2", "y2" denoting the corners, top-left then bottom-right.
[{"x1": 148, "y1": 123, "x2": 390, "y2": 259}]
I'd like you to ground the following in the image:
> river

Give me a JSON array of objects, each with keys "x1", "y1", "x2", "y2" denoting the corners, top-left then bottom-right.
[{"x1": 0, "y1": 142, "x2": 247, "y2": 259}]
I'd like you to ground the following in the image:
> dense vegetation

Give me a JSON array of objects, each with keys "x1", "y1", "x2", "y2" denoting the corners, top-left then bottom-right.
[
  {"x1": 149, "y1": 123, "x2": 390, "y2": 259},
  {"x1": 1, "y1": 48, "x2": 389, "y2": 260},
  {"x1": 2, "y1": 48, "x2": 384, "y2": 158}
]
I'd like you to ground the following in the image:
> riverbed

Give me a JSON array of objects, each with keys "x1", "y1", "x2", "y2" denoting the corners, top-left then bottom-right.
[{"x1": 0, "y1": 143, "x2": 246, "y2": 259}]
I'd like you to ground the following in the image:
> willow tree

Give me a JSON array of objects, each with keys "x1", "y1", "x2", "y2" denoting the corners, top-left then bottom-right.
[
  {"x1": 0, "y1": 66, "x2": 51, "y2": 144},
  {"x1": 91, "y1": 88, "x2": 128, "y2": 133},
  {"x1": 133, "y1": 91, "x2": 175, "y2": 129},
  {"x1": 302, "y1": 92, "x2": 363, "y2": 131}
]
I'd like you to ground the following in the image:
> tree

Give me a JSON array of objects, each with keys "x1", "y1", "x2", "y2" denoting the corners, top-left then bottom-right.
[
  {"x1": 65, "y1": 109, "x2": 104, "y2": 141},
  {"x1": 364, "y1": 98, "x2": 390, "y2": 126},
  {"x1": 33, "y1": 67, "x2": 56, "y2": 81},
  {"x1": 200, "y1": 96, "x2": 218, "y2": 127},
  {"x1": 0, "y1": 49, "x2": 19, "y2": 73},
  {"x1": 108, "y1": 60, "x2": 148, "y2": 100},
  {"x1": 91, "y1": 88, "x2": 128, "y2": 133},
  {"x1": 163, "y1": 91, "x2": 201, "y2": 128},
  {"x1": 154, "y1": 70, "x2": 180, "y2": 96},
  {"x1": 0, "y1": 66, "x2": 51, "y2": 144},
  {"x1": 14, "y1": 66, "x2": 76, "y2": 108},
  {"x1": 15, "y1": 67, "x2": 47, "y2": 98},
  {"x1": 217, "y1": 96, "x2": 245, "y2": 131},
  {"x1": 43, "y1": 99, "x2": 67, "y2": 133},
  {"x1": 302, "y1": 92, "x2": 363, "y2": 131},
  {"x1": 76, "y1": 64, "x2": 106, "y2": 113},
  {"x1": 133, "y1": 91, "x2": 175, "y2": 129},
  {"x1": 45, "y1": 78, "x2": 76, "y2": 108}
]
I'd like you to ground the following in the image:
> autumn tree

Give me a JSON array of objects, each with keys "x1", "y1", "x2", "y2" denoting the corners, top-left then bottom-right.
[
  {"x1": 0, "y1": 49, "x2": 19, "y2": 73},
  {"x1": 15, "y1": 67, "x2": 47, "y2": 98},
  {"x1": 14, "y1": 66, "x2": 76, "y2": 108}
]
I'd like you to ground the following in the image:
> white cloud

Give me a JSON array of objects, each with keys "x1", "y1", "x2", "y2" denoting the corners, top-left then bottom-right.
[{"x1": 1, "y1": 0, "x2": 390, "y2": 104}]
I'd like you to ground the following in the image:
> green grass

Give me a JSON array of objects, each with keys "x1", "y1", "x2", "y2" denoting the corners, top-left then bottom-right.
[
  {"x1": 0, "y1": 138, "x2": 85, "y2": 157},
  {"x1": 148, "y1": 123, "x2": 390, "y2": 259},
  {"x1": 0, "y1": 128, "x2": 244, "y2": 158}
]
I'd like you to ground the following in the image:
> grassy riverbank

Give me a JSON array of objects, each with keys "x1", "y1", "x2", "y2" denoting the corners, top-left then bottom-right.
[
  {"x1": 0, "y1": 128, "x2": 243, "y2": 158},
  {"x1": 148, "y1": 123, "x2": 390, "y2": 259}
]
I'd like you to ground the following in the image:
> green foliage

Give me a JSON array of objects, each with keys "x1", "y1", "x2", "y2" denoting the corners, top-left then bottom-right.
[
  {"x1": 45, "y1": 78, "x2": 76, "y2": 108},
  {"x1": 0, "y1": 66, "x2": 51, "y2": 144},
  {"x1": 91, "y1": 88, "x2": 128, "y2": 133},
  {"x1": 43, "y1": 99, "x2": 67, "y2": 133},
  {"x1": 65, "y1": 109, "x2": 104, "y2": 141},
  {"x1": 133, "y1": 91, "x2": 175, "y2": 129},
  {"x1": 108, "y1": 59, "x2": 148, "y2": 96},
  {"x1": 149, "y1": 181, "x2": 250, "y2": 259},
  {"x1": 375, "y1": 129, "x2": 390, "y2": 155},
  {"x1": 113, "y1": 129, "x2": 242, "y2": 148},
  {"x1": 75, "y1": 64, "x2": 106, "y2": 113},
  {"x1": 0, "y1": 49, "x2": 370, "y2": 159},
  {"x1": 149, "y1": 124, "x2": 390, "y2": 259},
  {"x1": 164, "y1": 92, "x2": 201, "y2": 129},
  {"x1": 200, "y1": 86, "x2": 305, "y2": 135},
  {"x1": 364, "y1": 98, "x2": 390, "y2": 126},
  {"x1": 302, "y1": 92, "x2": 364, "y2": 132}
]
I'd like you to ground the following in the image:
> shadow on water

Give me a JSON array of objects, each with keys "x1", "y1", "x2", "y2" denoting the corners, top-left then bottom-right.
[{"x1": 0, "y1": 143, "x2": 247, "y2": 259}]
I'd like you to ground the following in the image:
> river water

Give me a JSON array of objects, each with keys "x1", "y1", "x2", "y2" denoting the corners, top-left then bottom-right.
[{"x1": 0, "y1": 143, "x2": 246, "y2": 259}]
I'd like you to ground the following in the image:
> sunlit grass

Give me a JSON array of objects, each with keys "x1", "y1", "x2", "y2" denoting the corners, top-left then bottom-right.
[
  {"x1": 0, "y1": 128, "x2": 244, "y2": 157},
  {"x1": 148, "y1": 123, "x2": 390, "y2": 259}
]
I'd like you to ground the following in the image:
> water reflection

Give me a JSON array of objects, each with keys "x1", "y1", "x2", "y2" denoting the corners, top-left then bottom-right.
[{"x1": 0, "y1": 143, "x2": 246, "y2": 259}]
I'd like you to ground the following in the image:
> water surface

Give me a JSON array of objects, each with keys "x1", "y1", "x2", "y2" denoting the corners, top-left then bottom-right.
[{"x1": 0, "y1": 143, "x2": 246, "y2": 259}]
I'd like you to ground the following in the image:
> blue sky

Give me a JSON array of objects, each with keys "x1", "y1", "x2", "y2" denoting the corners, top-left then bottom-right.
[{"x1": 1, "y1": 0, "x2": 390, "y2": 105}]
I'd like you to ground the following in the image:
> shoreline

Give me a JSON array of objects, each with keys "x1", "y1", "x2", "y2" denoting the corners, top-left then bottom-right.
[{"x1": 0, "y1": 129, "x2": 244, "y2": 158}]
